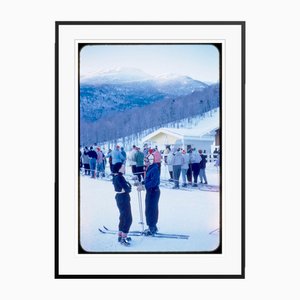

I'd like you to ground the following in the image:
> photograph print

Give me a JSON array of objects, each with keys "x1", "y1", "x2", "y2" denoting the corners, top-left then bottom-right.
[{"x1": 79, "y1": 43, "x2": 221, "y2": 253}]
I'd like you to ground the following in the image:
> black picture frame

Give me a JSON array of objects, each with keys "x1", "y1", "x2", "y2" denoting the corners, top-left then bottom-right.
[{"x1": 55, "y1": 21, "x2": 245, "y2": 279}]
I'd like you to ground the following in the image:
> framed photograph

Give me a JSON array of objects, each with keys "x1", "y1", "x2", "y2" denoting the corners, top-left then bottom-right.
[{"x1": 55, "y1": 21, "x2": 245, "y2": 278}]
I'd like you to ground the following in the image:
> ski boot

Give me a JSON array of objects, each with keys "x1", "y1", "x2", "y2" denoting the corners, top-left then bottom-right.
[
  {"x1": 144, "y1": 227, "x2": 158, "y2": 236},
  {"x1": 119, "y1": 237, "x2": 131, "y2": 246},
  {"x1": 118, "y1": 236, "x2": 131, "y2": 242}
]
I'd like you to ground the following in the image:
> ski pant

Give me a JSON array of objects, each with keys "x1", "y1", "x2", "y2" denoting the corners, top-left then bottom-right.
[
  {"x1": 187, "y1": 164, "x2": 192, "y2": 183},
  {"x1": 136, "y1": 165, "x2": 145, "y2": 182},
  {"x1": 131, "y1": 165, "x2": 137, "y2": 176},
  {"x1": 181, "y1": 168, "x2": 188, "y2": 184},
  {"x1": 173, "y1": 165, "x2": 181, "y2": 188},
  {"x1": 192, "y1": 163, "x2": 200, "y2": 183},
  {"x1": 90, "y1": 158, "x2": 96, "y2": 178},
  {"x1": 115, "y1": 193, "x2": 132, "y2": 234},
  {"x1": 84, "y1": 163, "x2": 90, "y2": 175},
  {"x1": 199, "y1": 168, "x2": 207, "y2": 183},
  {"x1": 145, "y1": 187, "x2": 160, "y2": 231},
  {"x1": 96, "y1": 162, "x2": 104, "y2": 177}
]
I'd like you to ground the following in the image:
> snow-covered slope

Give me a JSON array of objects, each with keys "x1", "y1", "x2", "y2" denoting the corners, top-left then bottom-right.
[
  {"x1": 96, "y1": 108, "x2": 219, "y2": 151},
  {"x1": 80, "y1": 163, "x2": 220, "y2": 253}
]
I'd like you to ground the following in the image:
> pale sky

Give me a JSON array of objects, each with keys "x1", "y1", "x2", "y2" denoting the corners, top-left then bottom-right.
[{"x1": 80, "y1": 44, "x2": 220, "y2": 83}]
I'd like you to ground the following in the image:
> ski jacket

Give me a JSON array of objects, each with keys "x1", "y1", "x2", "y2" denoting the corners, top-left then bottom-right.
[
  {"x1": 199, "y1": 154, "x2": 207, "y2": 169},
  {"x1": 83, "y1": 151, "x2": 90, "y2": 164},
  {"x1": 127, "y1": 149, "x2": 137, "y2": 166},
  {"x1": 112, "y1": 173, "x2": 132, "y2": 193},
  {"x1": 190, "y1": 151, "x2": 202, "y2": 164},
  {"x1": 135, "y1": 151, "x2": 145, "y2": 167},
  {"x1": 88, "y1": 150, "x2": 97, "y2": 159},
  {"x1": 167, "y1": 152, "x2": 174, "y2": 171},
  {"x1": 153, "y1": 150, "x2": 162, "y2": 163},
  {"x1": 111, "y1": 149, "x2": 125, "y2": 165},
  {"x1": 181, "y1": 153, "x2": 190, "y2": 169},
  {"x1": 96, "y1": 151, "x2": 104, "y2": 163},
  {"x1": 144, "y1": 163, "x2": 160, "y2": 190},
  {"x1": 171, "y1": 151, "x2": 184, "y2": 166},
  {"x1": 120, "y1": 150, "x2": 127, "y2": 162}
]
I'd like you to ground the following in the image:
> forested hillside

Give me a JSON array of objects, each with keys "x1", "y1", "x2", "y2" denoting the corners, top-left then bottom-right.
[{"x1": 80, "y1": 83, "x2": 219, "y2": 145}]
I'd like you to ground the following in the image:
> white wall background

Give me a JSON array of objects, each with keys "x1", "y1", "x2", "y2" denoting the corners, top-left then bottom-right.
[{"x1": 0, "y1": 0, "x2": 299, "y2": 299}]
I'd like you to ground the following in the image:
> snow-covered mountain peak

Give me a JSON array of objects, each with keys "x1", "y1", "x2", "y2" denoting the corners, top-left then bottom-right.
[
  {"x1": 81, "y1": 67, "x2": 154, "y2": 84},
  {"x1": 155, "y1": 73, "x2": 188, "y2": 81}
]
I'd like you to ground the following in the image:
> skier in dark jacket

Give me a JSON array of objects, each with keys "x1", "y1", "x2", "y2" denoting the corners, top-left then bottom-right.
[
  {"x1": 112, "y1": 162, "x2": 133, "y2": 246},
  {"x1": 83, "y1": 146, "x2": 90, "y2": 175},
  {"x1": 144, "y1": 154, "x2": 160, "y2": 235},
  {"x1": 199, "y1": 149, "x2": 208, "y2": 184},
  {"x1": 88, "y1": 146, "x2": 98, "y2": 178}
]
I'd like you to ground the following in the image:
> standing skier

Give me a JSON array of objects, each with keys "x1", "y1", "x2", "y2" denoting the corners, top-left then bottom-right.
[
  {"x1": 87, "y1": 146, "x2": 98, "y2": 178},
  {"x1": 134, "y1": 147, "x2": 145, "y2": 182},
  {"x1": 190, "y1": 148, "x2": 201, "y2": 187},
  {"x1": 83, "y1": 146, "x2": 90, "y2": 175},
  {"x1": 111, "y1": 145, "x2": 126, "y2": 173},
  {"x1": 181, "y1": 149, "x2": 189, "y2": 187},
  {"x1": 144, "y1": 154, "x2": 160, "y2": 235},
  {"x1": 112, "y1": 162, "x2": 133, "y2": 246},
  {"x1": 96, "y1": 147, "x2": 105, "y2": 178},
  {"x1": 153, "y1": 147, "x2": 162, "y2": 175},
  {"x1": 199, "y1": 149, "x2": 208, "y2": 184},
  {"x1": 127, "y1": 145, "x2": 137, "y2": 176},
  {"x1": 171, "y1": 148, "x2": 184, "y2": 189}
]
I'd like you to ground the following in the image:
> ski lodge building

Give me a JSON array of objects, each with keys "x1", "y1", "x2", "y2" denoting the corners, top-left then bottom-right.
[{"x1": 142, "y1": 111, "x2": 220, "y2": 154}]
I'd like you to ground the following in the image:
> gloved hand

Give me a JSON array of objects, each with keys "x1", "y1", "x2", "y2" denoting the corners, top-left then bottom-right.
[{"x1": 137, "y1": 185, "x2": 144, "y2": 192}]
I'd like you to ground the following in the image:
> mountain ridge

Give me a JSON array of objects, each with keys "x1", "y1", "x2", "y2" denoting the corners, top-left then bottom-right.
[{"x1": 80, "y1": 67, "x2": 212, "y2": 122}]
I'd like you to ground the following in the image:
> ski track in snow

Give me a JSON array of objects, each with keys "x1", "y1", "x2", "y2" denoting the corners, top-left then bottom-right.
[{"x1": 80, "y1": 164, "x2": 220, "y2": 253}]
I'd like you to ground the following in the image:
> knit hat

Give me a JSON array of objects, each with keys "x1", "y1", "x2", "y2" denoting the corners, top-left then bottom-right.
[{"x1": 113, "y1": 162, "x2": 123, "y2": 173}]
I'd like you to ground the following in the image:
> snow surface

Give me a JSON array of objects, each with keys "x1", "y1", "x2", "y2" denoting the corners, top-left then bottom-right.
[{"x1": 80, "y1": 163, "x2": 220, "y2": 253}]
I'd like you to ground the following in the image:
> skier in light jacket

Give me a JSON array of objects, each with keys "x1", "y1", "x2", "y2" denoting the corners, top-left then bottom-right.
[
  {"x1": 153, "y1": 147, "x2": 162, "y2": 174},
  {"x1": 171, "y1": 148, "x2": 184, "y2": 189},
  {"x1": 167, "y1": 151, "x2": 174, "y2": 181},
  {"x1": 190, "y1": 148, "x2": 202, "y2": 187},
  {"x1": 134, "y1": 147, "x2": 145, "y2": 182},
  {"x1": 181, "y1": 150, "x2": 189, "y2": 187},
  {"x1": 127, "y1": 145, "x2": 137, "y2": 176},
  {"x1": 111, "y1": 145, "x2": 126, "y2": 173}
]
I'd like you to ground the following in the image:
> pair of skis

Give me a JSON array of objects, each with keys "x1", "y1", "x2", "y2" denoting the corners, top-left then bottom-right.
[
  {"x1": 99, "y1": 226, "x2": 189, "y2": 240},
  {"x1": 159, "y1": 180, "x2": 219, "y2": 192}
]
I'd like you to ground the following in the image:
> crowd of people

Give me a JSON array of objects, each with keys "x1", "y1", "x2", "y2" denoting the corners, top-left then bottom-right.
[
  {"x1": 80, "y1": 143, "x2": 217, "y2": 188},
  {"x1": 126, "y1": 144, "x2": 210, "y2": 188}
]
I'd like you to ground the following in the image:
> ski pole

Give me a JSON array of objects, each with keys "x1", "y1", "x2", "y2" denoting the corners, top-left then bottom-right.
[
  {"x1": 209, "y1": 228, "x2": 219, "y2": 235},
  {"x1": 137, "y1": 185, "x2": 145, "y2": 232}
]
